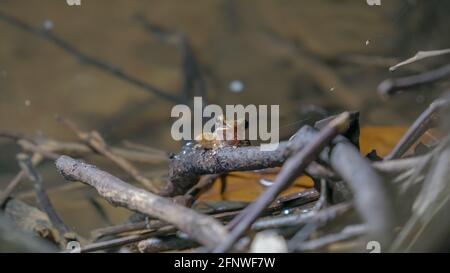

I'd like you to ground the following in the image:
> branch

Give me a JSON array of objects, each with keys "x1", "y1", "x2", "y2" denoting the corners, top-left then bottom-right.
[
  {"x1": 67, "y1": 226, "x2": 176, "y2": 253},
  {"x1": 163, "y1": 143, "x2": 290, "y2": 196},
  {"x1": 378, "y1": 64, "x2": 450, "y2": 96},
  {"x1": 384, "y1": 98, "x2": 449, "y2": 160},
  {"x1": 389, "y1": 49, "x2": 450, "y2": 71},
  {"x1": 138, "y1": 235, "x2": 197, "y2": 253},
  {"x1": 164, "y1": 112, "x2": 359, "y2": 197},
  {"x1": 260, "y1": 125, "x2": 395, "y2": 245},
  {"x1": 213, "y1": 112, "x2": 351, "y2": 252},
  {"x1": 291, "y1": 224, "x2": 367, "y2": 252},
  {"x1": 0, "y1": 129, "x2": 168, "y2": 164},
  {"x1": 252, "y1": 202, "x2": 353, "y2": 231},
  {"x1": 373, "y1": 156, "x2": 426, "y2": 174},
  {"x1": 91, "y1": 219, "x2": 166, "y2": 240},
  {"x1": 17, "y1": 154, "x2": 77, "y2": 245},
  {"x1": 57, "y1": 116, "x2": 160, "y2": 192},
  {"x1": 136, "y1": 14, "x2": 207, "y2": 103},
  {"x1": 321, "y1": 133, "x2": 395, "y2": 242},
  {"x1": 0, "y1": 11, "x2": 182, "y2": 103},
  {"x1": 55, "y1": 156, "x2": 228, "y2": 249}
]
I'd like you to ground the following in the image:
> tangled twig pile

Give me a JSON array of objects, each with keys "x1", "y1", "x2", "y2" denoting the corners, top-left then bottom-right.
[{"x1": 1, "y1": 10, "x2": 450, "y2": 253}]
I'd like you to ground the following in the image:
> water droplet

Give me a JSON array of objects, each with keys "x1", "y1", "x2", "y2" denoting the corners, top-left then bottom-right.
[
  {"x1": 365, "y1": 40, "x2": 370, "y2": 46},
  {"x1": 229, "y1": 80, "x2": 244, "y2": 93},
  {"x1": 25, "y1": 100, "x2": 31, "y2": 107},
  {"x1": 282, "y1": 209, "x2": 290, "y2": 215},
  {"x1": 329, "y1": 87, "x2": 335, "y2": 92},
  {"x1": 42, "y1": 20, "x2": 54, "y2": 31},
  {"x1": 185, "y1": 141, "x2": 194, "y2": 147}
]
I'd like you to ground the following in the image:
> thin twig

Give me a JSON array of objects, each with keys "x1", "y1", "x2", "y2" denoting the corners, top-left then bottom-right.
[
  {"x1": 384, "y1": 98, "x2": 449, "y2": 160},
  {"x1": 138, "y1": 235, "x2": 197, "y2": 253},
  {"x1": 287, "y1": 180, "x2": 330, "y2": 251},
  {"x1": 287, "y1": 222, "x2": 320, "y2": 251},
  {"x1": 389, "y1": 49, "x2": 450, "y2": 71},
  {"x1": 17, "y1": 154, "x2": 76, "y2": 245},
  {"x1": 252, "y1": 202, "x2": 352, "y2": 231},
  {"x1": 184, "y1": 174, "x2": 221, "y2": 200},
  {"x1": 291, "y1": 224, "x2": 367, "y2": 252},
  {"x1": 57, "y1": 116, "x2": 160, "y2": 192},
  {"x1": 260, "y1": 27, "x2": 362, "y2": 108},
  {"x1": 378, "y1": 64, "x2": 450, "y2": 96},
  {"x1": 122, "y1": 140, "x2": 168, "y2": 157},
  {"x1": 313, "y1": 179, "x2": 327, "y2": 211},
  {"x1": 136, "y1": 14, "x2": 207, "y2": 103},
  {"x1": 372, "y1": 156, "x2": 426, "y2": 174},
  {"x1": 0, "y1": 129, "x2": 168, "y2": 164},
  {"x1": 0, "y1": 11, "x2": 182, "y2": 103},
  {"x1": 0, "y1": 171, "x2": 26, "y2": 208},
  {"x1": 226, "y1": 188, "x2": 320, "y2": 230},
  {"x1": 91, "y1": 219, "x2": 167, "y2": 240},
  {"x1": 0, "y1": 153, "x2": 48, "y2": 207},
  {"x1": 67, "y1": 226, "x2": 176, "y2": 253}
]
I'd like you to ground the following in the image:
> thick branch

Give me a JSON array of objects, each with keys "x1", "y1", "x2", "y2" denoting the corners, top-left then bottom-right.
[
  {"x1": 55, "y1": 156, "x2": 228, "y2": 249},
  {"x1": 163, "y1": 143, "x2": 290, "y2": 196},
  {"x1": 213, "y1": 113, "x2": 351, "y2": 252},
  {"x1": 299, "y1": 126, "x2": 395, "y2": 243}
]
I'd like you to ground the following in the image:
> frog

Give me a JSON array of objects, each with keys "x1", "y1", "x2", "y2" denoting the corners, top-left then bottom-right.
[{"x1": 193, "y1": 114, "x2": 250, "y2": 150}]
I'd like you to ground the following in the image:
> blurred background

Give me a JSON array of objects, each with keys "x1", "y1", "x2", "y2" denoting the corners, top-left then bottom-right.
[{"x1": 1, "y1": 0, "x2": 449, "y2": 237}]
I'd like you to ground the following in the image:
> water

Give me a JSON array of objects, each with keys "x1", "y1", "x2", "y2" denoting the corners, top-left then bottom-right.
[{"x1": 0, "y1": 0, "x2": 449, "y2": 235}]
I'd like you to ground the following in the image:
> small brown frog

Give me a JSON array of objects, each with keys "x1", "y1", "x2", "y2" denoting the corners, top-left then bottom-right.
[{"x1": 194, "y1": 114, "x2": 250, "y2": 149}]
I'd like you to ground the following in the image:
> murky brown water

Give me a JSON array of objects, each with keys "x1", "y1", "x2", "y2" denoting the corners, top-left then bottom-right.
[{"x1": 1, "y1": 0, "x2": 449, "y2": 236}]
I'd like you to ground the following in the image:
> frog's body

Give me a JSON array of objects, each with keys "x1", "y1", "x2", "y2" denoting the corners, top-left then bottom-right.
[{"x1": 194, "y1": 115, "x2": 250, "y2": 149}]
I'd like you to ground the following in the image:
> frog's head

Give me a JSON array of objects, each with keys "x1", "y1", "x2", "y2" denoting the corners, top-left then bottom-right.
[{"x1": 216, "y1": 114, "x2": 249, "y2": 129}]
